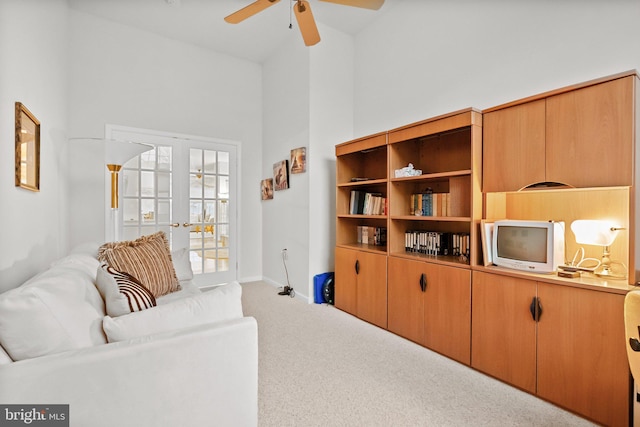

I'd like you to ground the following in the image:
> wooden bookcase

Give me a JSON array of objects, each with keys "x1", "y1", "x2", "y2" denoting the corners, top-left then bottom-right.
[
  {"x1": 334, "y1": 71, "x2": 638, "y2": 426},
  {"x1": 335, "y1": 108, "x2": 483, "y2": 363},
  {"x1": 335, "y1": 132, "x2": 388, "y2": 252},
  {"x1": 387, "y1": 108, "x2": 483, "y2": 268},
  {"x1": 335, "y1": 132, "x2": 389, "y2": 329}
]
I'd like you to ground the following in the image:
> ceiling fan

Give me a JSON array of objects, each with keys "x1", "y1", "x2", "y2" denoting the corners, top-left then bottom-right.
[{"x1": 224, "y1": 0, "x2": 385, "y2": 46}]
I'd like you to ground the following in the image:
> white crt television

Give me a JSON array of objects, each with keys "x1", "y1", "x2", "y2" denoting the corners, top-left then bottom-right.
[{"x1": 492, "y1": 220, "x2": 565, "y2": 273}]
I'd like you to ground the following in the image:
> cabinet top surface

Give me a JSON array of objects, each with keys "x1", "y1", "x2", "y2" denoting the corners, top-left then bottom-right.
[
  {"x1": 387, "y1": 107, "x2": 482, "y2": 134},
  {"x1": 335, "y1": 131, "x2": 387, "y2": 148},
  {"x1": 483, "y1": 69, "x2": 639, "y2": 113},
  {"x1": 474, "y1": 265, "x2": 636, "y2": 295}
]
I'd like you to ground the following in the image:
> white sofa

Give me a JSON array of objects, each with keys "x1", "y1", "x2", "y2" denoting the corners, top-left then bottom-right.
[{"x1": 0, "y1": 248, "x2": 258, "y2": 427}]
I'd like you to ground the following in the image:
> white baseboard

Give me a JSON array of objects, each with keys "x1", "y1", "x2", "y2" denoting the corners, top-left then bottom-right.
[{"x1": 239, "y1": 275, "x2": 262, "y2": 283}]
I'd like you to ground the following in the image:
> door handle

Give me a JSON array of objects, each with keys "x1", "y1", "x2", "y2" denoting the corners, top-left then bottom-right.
[
  {"x1": 355, "y1": 260, "x2": 360, "y2": 275},
  {"x1": 170, "y1": 223, "x2": 180, "y2": 228},
  {"x1": 419, "y1": 273, "x2": 427, "y2": 292},
  {"x1": 529, "y1": 296, "x2": 543, "y2": 322},
  {"x1": 183, "y1": 222, "x2": 192, "y2": 227}
]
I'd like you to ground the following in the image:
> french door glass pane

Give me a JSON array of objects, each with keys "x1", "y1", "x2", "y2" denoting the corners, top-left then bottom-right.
[
  {"x1": 122, "y1": 146, "x2": 173, "y2": 245},
  {"x1": 188, "y1": 148, "x2": 229, "y2": 274}
]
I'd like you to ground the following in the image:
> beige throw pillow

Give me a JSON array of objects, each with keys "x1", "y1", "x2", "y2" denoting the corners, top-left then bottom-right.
[{"x1": 98, "y1": 232, "x2": 179, "y2": 297}]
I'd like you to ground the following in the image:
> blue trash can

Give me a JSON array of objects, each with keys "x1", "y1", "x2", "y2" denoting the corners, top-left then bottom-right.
[{"x1": 313, "y1": 272, "x2": 334, "y2": 304}]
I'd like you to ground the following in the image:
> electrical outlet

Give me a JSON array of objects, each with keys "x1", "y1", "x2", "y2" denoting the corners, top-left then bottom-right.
[{"x1": 282, "y1": 248, "x2": 287, "y2": 260}]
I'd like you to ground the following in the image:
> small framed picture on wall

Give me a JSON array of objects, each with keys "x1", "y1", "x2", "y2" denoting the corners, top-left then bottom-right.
[
  {"x1": 261, "y1": 178, "x2": 274, "y2": 200},
  {"x1": 273, "y1": 160, "x2": 289, "y2": 191},
  {"x1": 290, "y1": 147, "x2": 306, "y2": 174}
]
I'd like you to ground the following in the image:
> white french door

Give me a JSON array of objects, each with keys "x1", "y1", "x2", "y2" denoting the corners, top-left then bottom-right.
[{"x1": 107, "y1": 126, "x2": 238, "y2": 286}]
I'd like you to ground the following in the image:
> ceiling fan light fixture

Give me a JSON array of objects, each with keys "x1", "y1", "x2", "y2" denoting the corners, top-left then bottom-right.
[{"x1": 224, "y1": 0, "x2": 384, "y2": 46}]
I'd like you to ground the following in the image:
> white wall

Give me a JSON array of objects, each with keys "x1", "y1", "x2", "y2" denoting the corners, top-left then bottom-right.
[
  {"x1": 0, "y1": 0, "x2": 69, "y2": 292},
  {"x1": 353, "y1": 0, "x2": 640, "y2": 136},
  {"x1": 308, "y1": 26, "x2": 354, "y2": 299},
  {"x1": 67, "y1": 11, "x2": 263, "y2": 282},
  {"x1": 261, "y1": 36, "x2": 311, "y2": 298},
  {"x1": 261, "y1": 26, "x2": 354, "y2": 301}
]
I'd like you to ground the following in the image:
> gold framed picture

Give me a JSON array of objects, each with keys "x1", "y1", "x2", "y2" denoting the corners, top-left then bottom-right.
[{"x1": 15, "y1": 102, "x2": 40, "y2": 191}]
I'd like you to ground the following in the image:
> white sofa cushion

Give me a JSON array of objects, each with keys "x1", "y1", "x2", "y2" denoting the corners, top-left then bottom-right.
[
  {"x1": 172, "y1": 248, "x2": 194, "y2": 282},
  {"x1": 95, "y1": 264, "x2": 157, "y2": 317},
  {"x1": 103, "y1": 281, "x2": 243, "y2": 342},
  {"x1": 50, "y1": 252, "x2": 102, "y2": 278},
  {"x1": 0, "y1": 255, "x2": 107, "y2": 361}
]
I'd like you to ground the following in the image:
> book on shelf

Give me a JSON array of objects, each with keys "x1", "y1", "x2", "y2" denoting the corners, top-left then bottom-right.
[
  {"x1": 357, "y1": 226, "x2": 387, "y2": 246},
  {"x1": 410, "y1": 190, "x2": 450, "y2": 217},
  {"x1": 350, "y1": 191, "x2": 386, "y2": 215},
  {"x1": 404, "y1": 230, "x2": 469, "y2": 258}
]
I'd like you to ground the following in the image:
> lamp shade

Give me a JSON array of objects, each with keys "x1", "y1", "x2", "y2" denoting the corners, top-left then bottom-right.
[
  {"x1": 105, "y1": 139, "x2": 153, "y2": 166},
  {"x1": 70, "y1": 137, "x2": 153, "y2": 211},
  {"x1": 570, "y1": 220, "x2": 620, "y2": 247},
  {"x1": 70, "y1": 137, "x2": 153, "y2": 166}
]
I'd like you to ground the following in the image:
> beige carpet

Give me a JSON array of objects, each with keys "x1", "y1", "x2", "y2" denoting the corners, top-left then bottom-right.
[{"x1": 241, "y1": 281, "x2": 596, "y2": 427}]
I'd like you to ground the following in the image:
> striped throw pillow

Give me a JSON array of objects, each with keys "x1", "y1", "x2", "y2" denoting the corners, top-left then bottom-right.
[
  {"x1": 98, "y1": 232, "x2": 179, "y2": 297},
  {"x1": 96, "y1": 264, "x2": 157, "y2": 317}
]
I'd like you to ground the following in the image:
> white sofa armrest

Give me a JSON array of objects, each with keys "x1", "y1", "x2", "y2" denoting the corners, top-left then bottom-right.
[{"x1": 0, "y1": 317, "x2": 258, "y2": 427}]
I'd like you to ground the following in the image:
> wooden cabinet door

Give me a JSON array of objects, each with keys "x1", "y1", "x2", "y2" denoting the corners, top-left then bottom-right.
[
  {"x1": 483, "y1": 100, "x2": 546, "y2": 192},
  {"x1": 424, "y1": 264, "x2": 471, "y2": 365},
  {"x1": 355, "y1": 251, "x2": 388, "y2": 328},
  {"x1": 546, "y1": 76, "x2": 634, "y2": 188},
  {"x1": 387, "y1": 257, "x2": 425, "y2": 344},
  {"x1": 334, "y1": 247, "x2": 357, "y2": 315},
  {"x1": 537, "y1": 283, "x2": 629, "y2": 427},
  {"x1": 471, "y1": 271, "x2": 537, "y2": 393}
]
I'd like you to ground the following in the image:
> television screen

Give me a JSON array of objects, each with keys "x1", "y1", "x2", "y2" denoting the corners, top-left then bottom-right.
[{"x1": 496, "y1": 226, "x2": 547, "y2": 263}]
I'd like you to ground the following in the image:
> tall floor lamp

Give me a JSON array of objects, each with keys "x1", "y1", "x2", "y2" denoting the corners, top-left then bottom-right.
[
  {"x1": 105, "y1": 140, "x2": 154, "y2": 241},
  {"x1": 71, "y1": 138, "x2": 153, "y2": 241}
]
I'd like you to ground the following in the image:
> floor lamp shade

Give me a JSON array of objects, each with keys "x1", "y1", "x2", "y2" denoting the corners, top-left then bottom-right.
[
  {"x1": 70, "y1": 137, "x2": 154, "y2": 241},
  {"x1": 104, "y1": 140, "x2": 154, "y2": 209}
]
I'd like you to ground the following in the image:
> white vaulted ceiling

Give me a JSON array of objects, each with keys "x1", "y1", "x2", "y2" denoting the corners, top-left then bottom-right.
[{"x1": 68, "y1": 0, "x2": 399, "y2": 63}]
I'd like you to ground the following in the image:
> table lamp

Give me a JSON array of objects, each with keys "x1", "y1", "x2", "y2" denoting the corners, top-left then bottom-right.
[{"x1": 570, "y1": 219, "x2": 624, "y2": 278}]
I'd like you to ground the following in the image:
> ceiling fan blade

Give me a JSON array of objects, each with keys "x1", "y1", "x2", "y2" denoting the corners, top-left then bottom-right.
[
  {"x1": 318, "y1": 0, "x2": 384, "y2": 10},
  {"x1": 224, "y1": 0, "x2": 281, "y2": 24},
  {"x1": 294, "y1": 0, "x2": 321, "y2": 46}
]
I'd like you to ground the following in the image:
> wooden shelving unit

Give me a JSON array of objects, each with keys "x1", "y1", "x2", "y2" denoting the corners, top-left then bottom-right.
[
  {"x1": 334, "y1": 108, "x2": 483, "y2": 363},
  {"x1": 335, "y1": 132, "x2": 388, "y2": 253},
  {"x1": 333, "y1": 71, "x2": 639, "y2": 427},
  {"x1": 387, "y1": 109, "x2": 483, "y2": 268}
]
